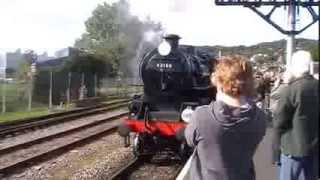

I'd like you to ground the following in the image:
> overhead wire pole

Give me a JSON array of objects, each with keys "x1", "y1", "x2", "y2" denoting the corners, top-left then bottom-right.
[
  {"x1": 214, "y1": 0, "x2": 320, "y2": 67},
  {"x1": 286, "y1": 0, "x2": 296, "y2": 67}
]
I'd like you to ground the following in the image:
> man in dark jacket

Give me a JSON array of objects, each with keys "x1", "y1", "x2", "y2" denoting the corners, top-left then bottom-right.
[{"x1": 273, "y1": 50, "x2": 319, "y2": 180}]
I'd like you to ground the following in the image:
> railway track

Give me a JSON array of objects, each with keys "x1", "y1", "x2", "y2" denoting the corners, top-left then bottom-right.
[
  {"x1": 0, "y1": 98, "x2": 130, "y2": 137},
  {"x1": 108, "y1": 157, "x2": 142, "y2": 180},
  {"x1": 0, "y1": 110, "x2": 128, "y2": 176},
  {"x1": 0, "y1": 97, "x2": 119, "y2": 128},
  {"x1": 109, "y1": 156, "x2": 184, "y2": 180}
]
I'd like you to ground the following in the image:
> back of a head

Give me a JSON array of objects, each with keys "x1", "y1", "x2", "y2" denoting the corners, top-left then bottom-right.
[
  {"x1": 282, "y1": 70, "x2": 294, "y2": 83},
  {"x1": 290, "y1": 50, "x2": 312, "y2": 77},
  {"x1": 214, "y1": 55, "x2": 254, "y2": 97}
]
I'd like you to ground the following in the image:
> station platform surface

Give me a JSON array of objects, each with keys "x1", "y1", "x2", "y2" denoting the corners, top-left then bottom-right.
[{"x1": 254, "y1": 128, "x2": 277, "y2": 180}]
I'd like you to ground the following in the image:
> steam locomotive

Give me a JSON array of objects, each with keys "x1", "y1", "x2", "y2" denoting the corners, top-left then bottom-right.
[{"x1": 118, "y1": 34, "x2": 216, "y2": 158}]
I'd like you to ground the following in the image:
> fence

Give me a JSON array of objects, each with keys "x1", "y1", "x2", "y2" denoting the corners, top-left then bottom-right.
[
  {"x1": 100, "y1": 77, "x2": 142, "y2": 96},
  {"x1": 1, "y1": 75, "x2": 142, "y2": 114},
  {"x1": 1, "y1": 81, "x2": 36, "y2": 113}
]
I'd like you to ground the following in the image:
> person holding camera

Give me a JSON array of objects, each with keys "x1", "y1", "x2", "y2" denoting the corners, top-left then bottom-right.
[{"x1": 177, "y1": 55, "x2": 267, "y2": 180}]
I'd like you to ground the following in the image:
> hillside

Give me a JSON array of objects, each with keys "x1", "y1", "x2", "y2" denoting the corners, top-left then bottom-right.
[{"x1": 201, "y1": 38, "x2": 318, "y2": 60}]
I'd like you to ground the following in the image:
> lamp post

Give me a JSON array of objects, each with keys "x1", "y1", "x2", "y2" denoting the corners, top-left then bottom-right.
[
  {"x1": 67, "y1": 72, "x2": 71, "y2": 105},
  {"x1": 116, "y1": 72, "x2": 122, "y2": 96},
  {"x1": 28, "y1": 59, "x2": 37, "y2": 111},
  {"x1": 49, "y1": 69, "x2": 53, "y2": 109},
  {"x1": 94, "y1": 73, "x2": 98, "y2": 97},
  {"x1": 79, "y1": 72, "x2": 85, "y2": 100},
  {"x1": 1, "y1": 68, "x2": 6, "y2": 114}
]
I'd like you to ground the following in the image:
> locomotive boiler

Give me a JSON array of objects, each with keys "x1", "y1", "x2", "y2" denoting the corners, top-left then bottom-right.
[{"x1": 118, "y1": 34, "x2": 216, "y2": 158}]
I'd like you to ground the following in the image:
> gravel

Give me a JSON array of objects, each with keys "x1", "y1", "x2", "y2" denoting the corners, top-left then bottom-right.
[
  {"x1": 2, "y1": 133, "x2": 133, "y2": 180},
  {"x1": 128, "y1": 156, "x2": 182, "y2": 180},
  {"x1": 0, "y1": 109, "x2": 126, "y2": 149},
  {"x1": 1, "y1": 109, "x2": 183, "y2": 180},
  {"x1": 0, "y1": 117, "x2": 121, "y2": 169}
]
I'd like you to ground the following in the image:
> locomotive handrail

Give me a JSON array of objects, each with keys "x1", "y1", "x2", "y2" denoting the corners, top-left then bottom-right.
[
  {"x1": 192, "y1": 86, "x2": 212, "y2": 90},
  {"x1": 143, "y1": 106, "x2": 152, "y2": 132}
]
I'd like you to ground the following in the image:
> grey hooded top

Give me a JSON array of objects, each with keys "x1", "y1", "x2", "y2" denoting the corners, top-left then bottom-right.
[{"x1": 184, "y1": 100, "x2": 267, "y2": 180}]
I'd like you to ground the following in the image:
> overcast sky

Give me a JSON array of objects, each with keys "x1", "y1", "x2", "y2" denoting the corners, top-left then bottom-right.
[{"x1": 0, "y1": 0, "x2": 318, "y2": 55}]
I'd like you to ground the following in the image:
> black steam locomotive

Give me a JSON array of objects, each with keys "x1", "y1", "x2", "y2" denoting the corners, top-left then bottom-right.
[{"x1": 118, "y1": 34, "x2": 216, "y2": 158}]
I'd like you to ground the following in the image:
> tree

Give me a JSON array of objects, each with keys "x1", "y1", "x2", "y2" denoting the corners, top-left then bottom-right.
[
  {"x1": 310, "y1": 45, "x2": 319, "y2": 62},
  {"x1": 15, "y1": 50, "x2": 37, "y2": 82},
  {"x1": 74, "y1": 0, "x2": 162, "y2": 77}
]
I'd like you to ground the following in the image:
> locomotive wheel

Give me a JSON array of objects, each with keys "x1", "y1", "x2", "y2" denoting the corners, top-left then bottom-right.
[
  {"x1": 179, "y1": 142, "x2": 191, "y2": 161},
  {"x1": 133, "y1": 134, "x2": 142, "y2": 157},
  {"x1": 133, "y1": 133, "x2": 153, "y2": 161}
]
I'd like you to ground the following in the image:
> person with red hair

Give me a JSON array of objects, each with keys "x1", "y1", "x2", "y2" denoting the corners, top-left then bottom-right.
[{"x1": 182, "y1": 55, "x2": 267, "y2": 180}]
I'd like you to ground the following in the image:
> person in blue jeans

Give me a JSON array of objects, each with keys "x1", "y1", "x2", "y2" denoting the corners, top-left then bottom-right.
[{"x1": 273, "y1": 50, "x2": 319, "y2": 180}]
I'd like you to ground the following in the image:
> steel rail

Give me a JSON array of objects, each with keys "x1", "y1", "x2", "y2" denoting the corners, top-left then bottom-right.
[
  {"x1": 0, "y1": 98, "x2": 129, "y2": 129},
  {"x1": 0, "y1": 101, "x2": 129, "y2": 137},
  {"x1": 0, "y1": 113, "x2": 127, "y2": 175},
  {"x1": 108, "y1": 157, "x2": 142, "y2": 180},
  {"x1": 108, "y1": 157, "x2": 185, "y2": 180},
  {"x1": 0, "y1": 111, "x2": 128, "y2": 155}
]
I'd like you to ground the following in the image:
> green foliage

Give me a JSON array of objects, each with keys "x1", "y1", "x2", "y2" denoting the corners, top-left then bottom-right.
[
  {"x1": 0, "y1": 83, "x2": 46, "y2": 113},
  {"x1": 22, "y1": 50, "x2": 37, "y2": 64},
  {"x1": 14, "y1": 50, "x2": 38, "y2": 82},
  {"x1": 66, "y1": 49, "x2": 111, "y2": 76},
  {"x1": 310, "y1": 45, "x2": 319, "y2": 61},
  {"x1": 0, "y1": 108, "x2": 49, "y2": 123},
  {"x1": 15, "y1": 61, "x2": 30, "y2": 82},
  {"x1": 74, "y1": 0, "x2": 162, "y2": 77},
  {"x1": 203, "y1": 38, "x2": 317, "y2": 62}
]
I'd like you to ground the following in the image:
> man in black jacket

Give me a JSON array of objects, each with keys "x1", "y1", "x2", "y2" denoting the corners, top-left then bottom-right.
[{"x1": 273, "y1": 50, "x2": 318, "y2": 180}]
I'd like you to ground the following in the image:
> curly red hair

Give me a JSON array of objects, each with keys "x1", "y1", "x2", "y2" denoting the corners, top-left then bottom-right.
[{"x1": 213, "y1": 55, "x2": 254, "y2": 97}]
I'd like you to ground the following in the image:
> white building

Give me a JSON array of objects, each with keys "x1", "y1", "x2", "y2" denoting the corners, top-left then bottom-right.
[{"x1": 0, "y1": 53, "x2": 6, "y2": 79}]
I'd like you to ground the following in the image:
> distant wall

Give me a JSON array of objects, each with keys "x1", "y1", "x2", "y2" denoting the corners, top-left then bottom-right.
[{"x1": 6, "y1": 52, "x2": 23, "y2": 70}]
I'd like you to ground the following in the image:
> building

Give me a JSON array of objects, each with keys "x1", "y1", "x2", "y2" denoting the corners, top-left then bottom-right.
[
  {"x1": 37, "y1": 52, "x2": 55, "y2": 62},
  {"x1": 54, "y1": 48, "x2": 70, "y2": 58},
  {"x1": 0, "y1": 53, "x2": 5, "y2": 79},
  {"x1": 5, "y1": 49, "x2": 23, "y2": 71}
]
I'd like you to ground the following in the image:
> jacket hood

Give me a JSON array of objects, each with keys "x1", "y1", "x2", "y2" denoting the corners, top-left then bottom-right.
[{"x1": 210, "y1": 99, "x2": 258, "y2": 128}]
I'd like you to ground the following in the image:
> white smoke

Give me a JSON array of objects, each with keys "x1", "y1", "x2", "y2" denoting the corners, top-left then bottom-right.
[
  {"x1": 143, "y1": 30, "x2": 163, "y2": 43},
  {"x1": 169, "y1": 0, "x2": 190, "y2": 12},
  {"x1": 129, "y1": 29, "x2": 164, "y2": 81}
]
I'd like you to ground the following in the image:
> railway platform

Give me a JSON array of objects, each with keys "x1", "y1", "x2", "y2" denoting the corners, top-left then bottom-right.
[{"x1": 254, "y1": 128, "x2": 277, "y2": 180}]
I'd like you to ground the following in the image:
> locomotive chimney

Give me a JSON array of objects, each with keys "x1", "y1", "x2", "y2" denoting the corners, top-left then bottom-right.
[{"x1": 164, "y1": 34, "x2": 180, "y2": 50}]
